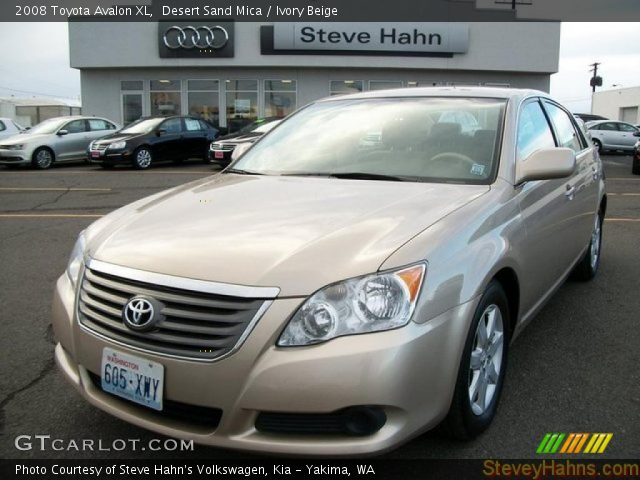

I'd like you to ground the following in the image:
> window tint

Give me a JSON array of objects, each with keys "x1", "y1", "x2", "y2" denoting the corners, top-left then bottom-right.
[
  {"x1": 618, "y1": 123, "x2": 637, "y2": 132},
  {"x1": 597, "y1": 122, "x2": 619, "y2": 131},
  {"x1": 517, "y1": 101, "x2": 556, "y2": 161},
  {"x1": 88, "y1": 119, "x2": 111, "y2": 131},
  {"x1": 199, "y1": 120, "x2": 210, "y2": 130},
  {"x1": 185, "y1": 118, "x2": 203, "y2": 131},
  {"x1": 64, "y1": 120, "x2": 87, "y2": 134},
  {"x1": 0, "y1": 121, "x2": 5, "y2": 132},
  {"x1": 544, "y1": 102, "x2": 582, "y2": 152},
  {"x1": 160, "y1": 118, "x2": 182, "y2": 134}
]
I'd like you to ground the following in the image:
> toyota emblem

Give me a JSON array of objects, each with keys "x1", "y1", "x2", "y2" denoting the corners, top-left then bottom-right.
[
  {"x1": 122, "y1": 296, "x2": 162, "y2": 331},
  {"x1": 163, "y1": 25, "x2": 229, "y2": 50}
]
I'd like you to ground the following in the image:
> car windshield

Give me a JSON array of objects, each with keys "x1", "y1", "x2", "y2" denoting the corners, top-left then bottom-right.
[
  {"x1": 27, "y1": 118, "x2": 68, "y2": 135},
  {"x1": 233, "y1": 97, "x2": 506, "y2": 184},
  {"x1": 120, "y1": 118, "x2": 164, "y2": 134}
]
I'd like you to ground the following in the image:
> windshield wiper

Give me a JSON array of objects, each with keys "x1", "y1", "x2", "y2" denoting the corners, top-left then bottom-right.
[
  {"x1": 328, "y1": 172, "x2": 408, "y2": 182},
  {"x1": 224, "y1": 168, "x2": 264, "y2": 175}
]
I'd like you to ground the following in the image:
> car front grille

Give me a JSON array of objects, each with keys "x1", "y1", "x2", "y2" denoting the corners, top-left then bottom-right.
[
  {"x1": 78, "y1": 264, "x2": 272, "y2": 361},
  {"x1": 91, "y1": 144, "x2": 109, "y2": 152},
  {"x1": 211, "y1": 143, "x2": 236, "y2": 152}
]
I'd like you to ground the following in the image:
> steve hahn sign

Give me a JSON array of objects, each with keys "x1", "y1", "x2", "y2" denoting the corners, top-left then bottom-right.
[{"x1": 272, "y1": 23, "x2": 469, "y2": 55}]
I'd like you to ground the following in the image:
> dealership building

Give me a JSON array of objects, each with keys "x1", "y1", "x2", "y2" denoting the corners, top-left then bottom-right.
[{"x1": 69, "y1": 21, "x2": 560, "y2": 132}]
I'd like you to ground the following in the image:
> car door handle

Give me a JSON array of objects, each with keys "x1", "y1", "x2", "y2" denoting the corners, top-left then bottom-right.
[
  {"x1": 565, "y1": 184, "x2": 576, "y2": 200},
  {"x1": 592, "y1": 165, "x2": 600, "y2": 180}
]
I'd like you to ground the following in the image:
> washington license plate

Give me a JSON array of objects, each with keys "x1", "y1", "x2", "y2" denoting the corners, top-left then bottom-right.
[
  {"x1": 214, "y1": 150, "x2": 224, "y2": 159},
  {"x1": 91, "y1": 151, "x2": 100, "y2": 158},
  {"x1": 100, "y1": 348, "x2": 164, "y2": 411}
]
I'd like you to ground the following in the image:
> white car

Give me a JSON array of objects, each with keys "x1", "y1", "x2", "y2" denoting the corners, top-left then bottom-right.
[
  {"x1": 0, "y1": 116, "x2": 119, "y2": 169},
  {"x1": 586, "y1": 120, "x2": 640, "y2": 153},
  {"x1": 0, "y1": 117, "x2": 24, "y2": 141}
]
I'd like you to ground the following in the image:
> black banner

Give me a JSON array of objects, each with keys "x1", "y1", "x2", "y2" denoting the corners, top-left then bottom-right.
[
  {"x1": 3, "y1": 459, "x2": 640, "y2": 480},
  {"x1": 4, "y1": 0, "x2": 640, "y2": 22}
]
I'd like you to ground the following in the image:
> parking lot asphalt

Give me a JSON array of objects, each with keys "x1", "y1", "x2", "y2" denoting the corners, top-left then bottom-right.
[{"x1": 0, "y1": 156, "x2": 638, "y2": 460}]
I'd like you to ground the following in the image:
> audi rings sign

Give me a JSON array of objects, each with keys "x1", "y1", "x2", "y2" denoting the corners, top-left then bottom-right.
[{"x1": 158, "y1": 21, "x2": 234, "y2": 58}]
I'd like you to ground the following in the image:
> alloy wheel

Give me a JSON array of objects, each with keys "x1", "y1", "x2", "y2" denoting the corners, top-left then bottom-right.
[
  {"x1": 36, "y1": 150, "x2": 53, "y2": 169},
  {"x1": 136, "y1": 149, "x2": 152, "y2": 168},
  {"x1": 468, "y1": 304, "x2": 504, "y2": 416}
]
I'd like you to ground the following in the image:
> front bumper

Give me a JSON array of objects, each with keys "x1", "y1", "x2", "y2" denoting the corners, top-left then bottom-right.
[
  {"x1": 52, "y1": 272, "x2": 477, "y2": 455},
  {"x1": 87, "y1": 149, "x2": 133, "y2": 165},
  {"x1": 0, "y1": 148, "x2": 29, "y2": 165}
]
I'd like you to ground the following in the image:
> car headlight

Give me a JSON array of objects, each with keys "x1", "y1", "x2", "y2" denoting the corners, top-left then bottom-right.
[
  {"x1": 66, "y1": 231, "x2": 87, "y2": 287},
  {"x1": 278, "y1": 263, "x2": 426, "y2": 347},
  {"x1": 108, "y1": 141, "x2": 126, "y2": 150},
  {"x1": 6, "y1": 144, "x2": 25, "y2": 150}
]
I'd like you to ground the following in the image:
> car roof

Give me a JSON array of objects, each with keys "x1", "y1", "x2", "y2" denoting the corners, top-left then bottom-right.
[{"x1": 318, "y1": 86, "x2": 549, "y2": 103}]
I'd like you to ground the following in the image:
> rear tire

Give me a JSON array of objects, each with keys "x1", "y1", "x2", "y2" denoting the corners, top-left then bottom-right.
[
  {"x1": 31, "y1": 147, "x2": 54, "y2": 169},
  {"x1": 443, "y1": 281, "x2": 510, "y2": 440},
  {"x1": 572, "y1": 210, "x2": 603, "y2": 281},
  {"x1": 133, "y1": 147, "x2": 153, "y2": 169}
]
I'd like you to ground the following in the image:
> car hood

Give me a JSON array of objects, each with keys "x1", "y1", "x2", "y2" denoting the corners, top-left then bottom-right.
[
  {"x1": 88, "y1": 174, "x2": 489, "y2": 296},
  {"x1": 94, "y1": 132, "x2": 143, "y2": 144},
  {"x1": 0, "y1": 133, "x2": 50, "y2": 145}
]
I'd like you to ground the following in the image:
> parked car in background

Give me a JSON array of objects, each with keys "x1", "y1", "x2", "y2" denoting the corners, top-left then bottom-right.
[
  {"x1": 0, "y1": 116, "x2": 118, "y2": 169},
  {"x1": 574, "y1": 113, "x2": 607, "y2": 123},
  {"x1": 88, "y1": 116, "x2": 218, "y2": 169},
  {"x1": 0, "y1": 117, "x2": 24, "y2": 140},
  {"x1": 633, "y1": 140, "x2": 640, "y2": 175},
  {"x1": 586, "y1": 120, "x2": 640, "y2": 153},
  {"x1": 209, "y1": 117, "x2": 281, "y2": 166},
  {"x1": 54, "y1": 88, "x2": 606, "y2": 455}
]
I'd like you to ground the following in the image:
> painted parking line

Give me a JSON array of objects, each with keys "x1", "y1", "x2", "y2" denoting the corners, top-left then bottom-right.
[
  {"x1": 0, "y1": 187, "x2": 112, "y2": 192},
  {"x1": 607, "y1": 177, "x2": 640, "y2": 181},
  {"x1": 0, "y1": 214, "x2": 104, "y2": 218},
  {"x1": 607, "y1": 193, "x2": 640, "y2": 196},
  {"x1": 605, "y1": 218, "x2": 640, "y2": 222}
]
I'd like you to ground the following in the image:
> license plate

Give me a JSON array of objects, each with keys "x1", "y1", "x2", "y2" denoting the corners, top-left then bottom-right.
[
  {"x1": 214, "y1": 150, "x2": 224, "y2": 159},
  {"x1": 91, "y1": 151, "x2": 100, "y2": 158},
  {"x1": 100, "y1": 348, "x2": 164, "y2": 411}
]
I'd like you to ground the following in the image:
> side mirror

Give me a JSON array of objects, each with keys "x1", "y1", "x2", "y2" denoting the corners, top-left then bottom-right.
[
  {"x1": 515, "y1": 148, "x2": 576, "y2": 184},
  {"x1": 633, "y1": 131, "x2": 640, "y2": 137},
  {"x1": 231, "y1": 142, "x2": 252, "y2": 161},
  {"x1": 57, "y1": 129, "x2": 69, "y2": 136},
  {"x1": 156, "y1": 128, "x2": 167, "y2": 137}
]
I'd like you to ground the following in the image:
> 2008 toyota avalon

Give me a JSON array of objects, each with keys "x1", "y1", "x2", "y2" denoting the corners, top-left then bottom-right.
[{"x1": 52, "y1": 87, "x2": 606, "y2": 455}]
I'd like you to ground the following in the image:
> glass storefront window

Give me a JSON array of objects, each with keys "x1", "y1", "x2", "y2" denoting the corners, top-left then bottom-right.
[
  {"x1": 369, "y1": 80, "x2": 403, "y2": 91},
  {"x1": 151, "y1": 80, "x2": 181, "y2": 116},
  {"x1": 264, "y1": 79, "x2": 297, "y2": 118},
  {"x1": 187, "y1": 80, "x2": 220, "y2": 128},
  {"x1": 122, "y1": 94, "x2": 143, "y2": 125},
  {"x1": 330, "y1": 80, "x2": 364, "y2": 96},
  {"x1": 226, "y1": 79, "x2": 258, "y2": 133}
]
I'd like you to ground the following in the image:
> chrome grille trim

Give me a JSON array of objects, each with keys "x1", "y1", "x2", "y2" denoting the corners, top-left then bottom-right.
[{"x1": 77, "y1": 258, "x2": 278, "y2": 362}]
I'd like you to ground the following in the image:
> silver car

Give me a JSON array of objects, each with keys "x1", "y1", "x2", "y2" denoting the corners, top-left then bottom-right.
[
  {"x1": 53, "y1": 88, "x2": 605, "y2": 455},
  {"x1": 586, "y1": 120, "x2": 640, "y2": 153},
  {"x1": 0, "y1": 117, "x2": 24, "y2": 141},
  {"x1": 0, "y1": 116, "x2": 119, "y2": 169}
]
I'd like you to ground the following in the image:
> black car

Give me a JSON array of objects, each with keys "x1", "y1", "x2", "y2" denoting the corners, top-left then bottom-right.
[
  {"x1": 633, "y1": 139, "x2": 640, "y2": 175},
  {"x1": 574, "y1": 113, "x2": 608, "y2": 123},
  {"x1": 88, "y1": 116, "x2": 218, "y2": 169},
  {"x1": 209, "y1": 117, "x2": 281, "y2": 166}
]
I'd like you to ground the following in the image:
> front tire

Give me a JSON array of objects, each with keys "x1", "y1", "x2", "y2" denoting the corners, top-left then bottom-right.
[
  {"x1": 572, "y1": 210, "x2": 603, "y2": 281},
  {"x1": 632, "y1": 156, "x2": 640, "y2": 175},
  {"x1": 133, "y1": 147, "x2": 153, "y2": 169},
  {"x1": 443, "y1": 281, "x2": 510, "y2": 440},
  {"x1": 31, "y1": 147, "x2": 54, "y2": 169}
]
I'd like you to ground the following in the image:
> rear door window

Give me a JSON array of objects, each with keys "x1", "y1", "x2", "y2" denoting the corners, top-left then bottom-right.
[{"x1": 543, "y1": 102, "x2": 583, "y2": 153}]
